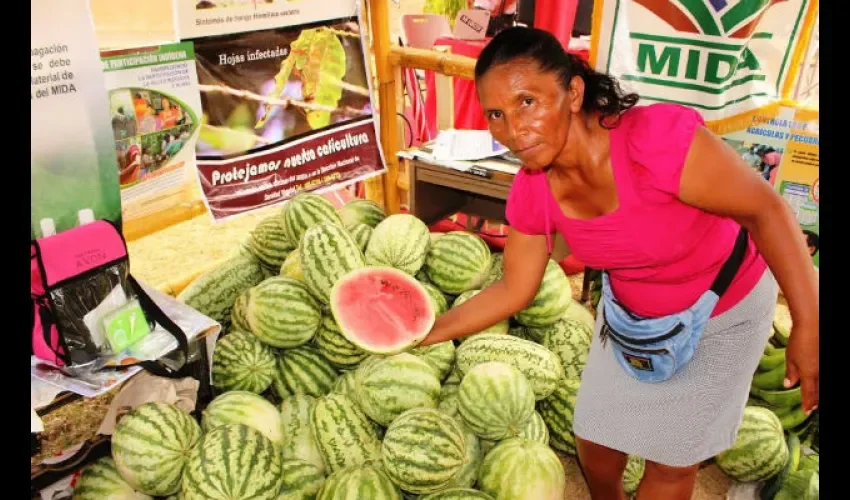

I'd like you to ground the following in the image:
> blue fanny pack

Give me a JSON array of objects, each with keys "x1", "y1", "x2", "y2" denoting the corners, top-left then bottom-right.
[{"x1": 599, "y1": 227, "x2": 750, "y2": 383}]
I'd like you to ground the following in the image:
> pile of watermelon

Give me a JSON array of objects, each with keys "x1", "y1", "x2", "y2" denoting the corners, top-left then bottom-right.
[{"x1": 72, "y1": 194, "x2": 815, "y2": 499}]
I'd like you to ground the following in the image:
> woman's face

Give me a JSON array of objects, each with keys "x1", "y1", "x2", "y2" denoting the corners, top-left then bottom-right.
[{"x1": 477, "y1": 59, "x2": 581, "y2": 170}]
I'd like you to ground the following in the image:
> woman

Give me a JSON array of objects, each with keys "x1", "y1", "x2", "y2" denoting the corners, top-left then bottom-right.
[{"x1": 419, "y1": 27, "x2": 818, "y2": 499}]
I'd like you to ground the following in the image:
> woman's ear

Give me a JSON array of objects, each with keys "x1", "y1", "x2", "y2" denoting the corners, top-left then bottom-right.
[{"x1": 568, "y1": 75, "x2": 585, "y2": 113}]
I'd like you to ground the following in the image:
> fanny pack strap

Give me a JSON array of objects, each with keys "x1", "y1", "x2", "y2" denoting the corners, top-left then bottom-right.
[{"x1": 708, "y1": 226, "x2": 750, "y2": 297}]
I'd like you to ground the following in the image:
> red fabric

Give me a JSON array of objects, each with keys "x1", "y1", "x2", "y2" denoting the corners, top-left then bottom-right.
[
  {"x1": 424, "y1": 37, "x2": 590, "y2": 138},
  {"x1": 534, "y1": 0, "x2": 579, "y2": 49}
]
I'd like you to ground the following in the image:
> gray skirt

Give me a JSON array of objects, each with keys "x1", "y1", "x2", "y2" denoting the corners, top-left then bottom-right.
[{"x1": 572, "y1": 270, "x2": 779, "y2": 467}]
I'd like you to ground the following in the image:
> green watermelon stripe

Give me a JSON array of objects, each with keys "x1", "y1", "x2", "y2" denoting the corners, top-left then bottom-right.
[
  {"x1": 458, "y1": 362, "x2": 535, "y2": 440},
  {"x1": 302, "y1": 223, "x2": 365, "y2": 304}
]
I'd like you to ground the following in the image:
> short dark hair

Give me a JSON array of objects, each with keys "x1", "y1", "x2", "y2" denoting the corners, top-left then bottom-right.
[
  {"x1": 474, "y1": 27, "x2": 640, "y2": 129},
  {"x1": 802, "y1": 229, "x2": 819, "y2": 255}
]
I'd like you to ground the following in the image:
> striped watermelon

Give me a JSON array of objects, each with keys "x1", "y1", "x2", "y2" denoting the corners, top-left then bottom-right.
[
  {"x1": 315, "y1": 315, "x2": 368, "y2": 368},
  {"x1": 452, "y1": 290, "x2": 509, "y2": 337},
  {"x1": 538, "y1": 318, "x2": 593, "y2": 380},
  {"x1": 301, "y1": 222, "x2": 365, "y2": 304},
  {"x1": 278, "y1": 458, "x2": 327, "y2": 500},
  {"x1": 424, "y1": 232, "x2": 492, "y2": 295},
  {"x1": 230, "y1": 291, "x2": 251, "y2": 333},
  {"x1": 202, "y1": 391, "x2": 283, "y2": 445},
  {"x1": 248, "y1": 215, "x2": 295, "y2": 269},
  {"x1": 382, "y1": 407, "x2": 467, "y2": 494},
  {"x1": 438, "y1": 384, "x2": 461, "y2": 419},
  {"x1": 355, "y1": 353, "x2": 442, "y2": 426},
  {"x1": 274, "y1": 345, "x2": 338, "y2": 398},
  {"x1": 421, "y1": 282, "x2": 449, "y2": 316},
  {"x1": 445, "y1": 416, "x2": 483, "y2": 489},
  {"x1": 177, "y1": 253, "x2": 266, "y2": 329},
  {"x1": 458, "y1": 361, "x2": 535, "y2": 441},
  {"x1": 280, "y1": 248, "x2": 305, "y2": 282},
  {"x1": 421, "y1": 489, "x2": 495, "y2": 500},
  {"x1": 280, "y1": 394, "x2": 326, "y2": 473},
  {"x1": 72, "y1": 457, "x2": 152, "y2": 500},
  {"x1": 338, "y1": 199, "x2": 387, "y2": 228},
  {"x1": 283, "y1": 193, "x2": 343, "y2": 244},
  {"x1": 514, "y1": 259, "x2": 572, "y2": 327},
  {"x1": 563, "y1": 301, "x2": 596, "y2": 330},
  {"x1": 623, "y1": 455, "x2": 645, "y2": 496},
  {"x1": 455, "y1": 334, "x2": 564, "y2": 400},
  {"x1": 477, "y1": 438, "x2": 566, "y2": 500},
  {"x1": 212, "y1": 330, "x2": 276, "y2": 394},
  {"x1": 365, "y1": 214, "x2": 430, "y2": 275},
  {"x1": 245, "y1": 277, "x2": 322, "y2": 348},
  {"x1": 517, "y1": 410, "x2": 549, "y2": 445},
  {"x1": 537, "y1": 377, "x2": 580, "y2": 454},
  {"x1": 716, "y1": 406, "x2": 789, "y2": 482},
  {"x1": 182, "y1": 424, "x2": 282, "y2": 500},
  {"x1": 111, "y1": 402, "x2": 202, "y2": 497},
  {"x1": 330, "y1": 267, "x2": 436, "y2": 354},
  {"x1": 332, "y1": 370, "x2": 358, "y2": 395},
  {"x1": 317, "y1": 464, "x2": 401, "y2": 500},
  {"x1": 482, "y1": 253, "x2": 504, "y2": 287},
  {"x1": 310, "y1": 393, "x2": 383, "y2": 473},
  {"x1": 348, "y1": 223, "x2": 374, "y2": 253},
  {"x1": 411, "y1": 341, "x2": 456, "y2": 382},
  {"x1": 507, "y1": 323, "x2": 536, "y2": 343}
]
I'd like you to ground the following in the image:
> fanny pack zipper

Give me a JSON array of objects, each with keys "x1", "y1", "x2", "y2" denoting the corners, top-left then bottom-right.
[{"x1": 602, "y1": 310, "x2": 685, "y2": 346}]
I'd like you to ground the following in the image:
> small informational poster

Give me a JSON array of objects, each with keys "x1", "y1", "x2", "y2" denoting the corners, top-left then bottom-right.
[
  {"x1": 181, "y1": 1, "x2": 386, "y2": 222},
  {"x1": 31, "y1": 0, "x2": 122, "y2": 238},
  {"x1": 101, "y1": 42, "x2": 204, "y2": 225}
]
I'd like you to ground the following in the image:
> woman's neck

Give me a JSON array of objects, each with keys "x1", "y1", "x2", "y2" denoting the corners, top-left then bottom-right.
[{"x1": 550, "y1": 112, "x2": 609, "y2": 177}]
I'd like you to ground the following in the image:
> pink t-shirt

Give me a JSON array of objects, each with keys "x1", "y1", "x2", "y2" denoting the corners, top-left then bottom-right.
[{"x1": 505, "y1": 103, "x2": 767, "y2": 318}]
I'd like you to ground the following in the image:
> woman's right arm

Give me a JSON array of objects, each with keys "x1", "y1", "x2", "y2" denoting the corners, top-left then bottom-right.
[{"x1": 418, "y1": 228, "x2": 551, "y2": 346}]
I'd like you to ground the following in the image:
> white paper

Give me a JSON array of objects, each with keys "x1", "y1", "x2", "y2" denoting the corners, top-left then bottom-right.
[{"x1": 432, "y1": 129, "x2": 509, "y2": 161}]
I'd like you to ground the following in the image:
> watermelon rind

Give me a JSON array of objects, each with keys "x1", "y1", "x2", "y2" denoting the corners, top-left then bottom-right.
[
  {"x1": 331, "y1": 370, "x2": 358, "y2": 396},
  {"x1": 245, "y1": 276, "x2": 322, "y2": 348},
  {"x1": 482, "y1": 253, "x2": 504, "y2": 287},
  {"x1": 354, "y1": 353, "x2": 442, "y2": 426},
  {"x1": 182, "y1": 424, "x2": 283, "y2": 500},
  {"x1": 301, "y1": 222, "x2": 365, "y2": 304},
  {"x1": 420, "y1": 489, "x2": 495, "y2": 500},
  {"x1": 274, "y1": 345, "x2": 339, "y2": 398},
  {"x1": 538, "y1": 318, "x2": 593, "y2": 381},
  {"x1": 457, "y1": 361, "x2": 535, "y2": 441},
  {"x1": 317, "y1": 464, "x2": 401, "y2": 500},
  {"x1": 514, "y1": 259, "x2": 573, "y2": 327},
  {"x1": 623, "y1": 455, "x2": 646, "y2": 497},
  {"x1": 278, "y1": 458, "x2": 327, "y2": 500},
  {"x1": 338, "y1": 199, "x2": 387, "y2": 229},
  {"x1": 202, "y1": 391, "x2": 284, "y2": 445},
  {"x1": 455, "y1": 334, "x2": 564, "y2": 400},
  {"x1": 111, "y1": 402, "x2": 202, "y2": 497},
  {"x1": 310, "y1": 393, "x2": 383, "y2": 473},
  {"x1": 330, "y1": 266, "x2": 436, "y2": 355},
  {"x1": 177, "y1": 253, "x2": 266, "y2": 330},
  {"x1": 248, "y1": 215, "x2": 295, "y2": 269},
  {"x1": 443, "y1": 415, "x2": 484, "y2": 490},
  {"x1": 563, "y1": 301, "x2": 597, "y2": 330},
  {"x1": 280, "y1": 248, "x2": 305, "y2": 282},
  {"x1": 716, "y1": 406, "x2": 789, "y2": 482},
  {"x1": 279, "y1": 394, "x2": 327, "y2": 473},
  {"x1": 411, "y1": 341, "x2": 457, "y2": 382},
  {"x1": 537, "y1": 377, "x2": 580, "y2": 455},
  {"x1": 452, "y1": 290, "x2": 509, "y2": 339},
  {"x1": 314, "y1": 314, "x2": 369, "y2": 369},
  {"x1": 365, "y1": 213, "x2": 431, "y2": 276},
  {"x1": 348, "y1": 223, "x2": 374, "y2": 253},
  {"x1": 477, "y1": 437, "x2": 566, "y2": 500},
  {"x1": 421, "y1": 281, "x2": 449, "y2": 316},
  {"x1": 72, "y1": 457, "x2": 152, "y2": 500},
  {"x1": 424, "y1": 232, "x2": 492, "y2": 295},
  {"x1": 381, "y1": 407, "x2": 468, "y2": 494},
  {"x1": 283, "y1": 193, "x2": 343, "y2": 244},
  {"x1": 517, "y1": 410, "x2": 550, "y2": 445},
  {"x1": 211, "y1": 330, "x2": 277, "y2": 394}
]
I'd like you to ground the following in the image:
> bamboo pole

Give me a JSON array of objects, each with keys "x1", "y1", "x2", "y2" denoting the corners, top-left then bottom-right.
[
  {"x1": 366, "y1": 0, "x2": 401, "y2": 214},
  {"x1": 389, "y1": 46, "x2": 477, "y2": 80}
]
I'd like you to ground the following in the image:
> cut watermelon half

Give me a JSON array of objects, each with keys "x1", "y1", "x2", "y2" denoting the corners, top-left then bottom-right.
[{"x1": 330, "y1": 267, "x2": 436, "y2": 354}]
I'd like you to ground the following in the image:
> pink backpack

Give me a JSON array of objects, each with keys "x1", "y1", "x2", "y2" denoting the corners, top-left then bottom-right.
[{"x1": 30, "y1": 220, "x2": 188, "y2": 376}]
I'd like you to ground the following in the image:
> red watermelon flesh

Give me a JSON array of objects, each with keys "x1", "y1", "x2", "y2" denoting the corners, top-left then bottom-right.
[{"x1": 330, "y1": 267, "x2": 436, "y2": 354}]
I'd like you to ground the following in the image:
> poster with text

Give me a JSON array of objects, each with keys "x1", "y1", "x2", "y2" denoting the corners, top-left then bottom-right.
[
  {"x1": 719, "y1": 103, "x2": 819, "y2": 268},
  {"x1": 101, "y1": 43, "x2": 204, "y2": 225},
  {"x1": 190, "y1": 13, "x2": 385, "y2": 221},
  {"x1": 31, "y1": 0, "x2": 122, "y2": 239},
  {"x1": 591, "y1": 0, "x2": 819, "y2": 122}
]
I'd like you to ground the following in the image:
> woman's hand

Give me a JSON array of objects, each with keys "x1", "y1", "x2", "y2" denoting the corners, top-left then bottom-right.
[{"x1": 784, "y1": 324, "x2": 819, "y2": 413}]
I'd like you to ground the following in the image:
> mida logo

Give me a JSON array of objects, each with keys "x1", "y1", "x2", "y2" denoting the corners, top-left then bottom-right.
[{"x1": 618, "y1": 0, "x2": 798, "y2": 109}]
